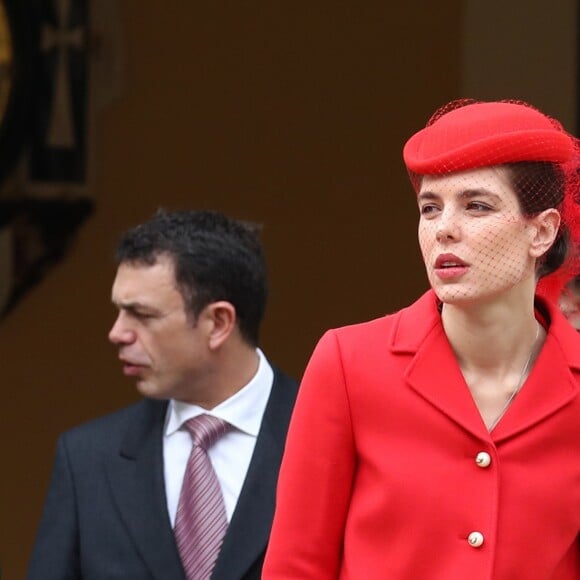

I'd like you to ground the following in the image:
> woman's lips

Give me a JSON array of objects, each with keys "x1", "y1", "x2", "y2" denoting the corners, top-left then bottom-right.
[
  {"x1": 434, "y1": 254, "x2": 468, "y2": 280},
  {"x1": 435, "y1": 266, "x2": 469, "y2": 280}
]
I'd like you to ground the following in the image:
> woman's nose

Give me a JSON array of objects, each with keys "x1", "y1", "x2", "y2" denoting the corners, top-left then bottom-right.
[{"x1": 435, "y1": 210, "x2": 460, "y2": 242}]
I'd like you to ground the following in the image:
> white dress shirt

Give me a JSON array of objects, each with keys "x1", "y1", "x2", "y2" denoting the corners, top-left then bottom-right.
[{"x1": 163, "y1": 349, "x2": 274, "y2": 525}]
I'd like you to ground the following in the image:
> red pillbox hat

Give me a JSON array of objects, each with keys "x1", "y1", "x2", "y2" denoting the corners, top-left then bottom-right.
[{"x1": 403, "y1": 100, "x2": 574, "y2": 175}]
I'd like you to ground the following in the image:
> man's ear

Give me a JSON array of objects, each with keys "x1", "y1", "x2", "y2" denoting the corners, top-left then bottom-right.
[
  {"x1": 204, "y1": 301, "x2": 237, "y2": 350},
  {"x1": 529, "y1": 208, "x2": 561, "y2": 258}
]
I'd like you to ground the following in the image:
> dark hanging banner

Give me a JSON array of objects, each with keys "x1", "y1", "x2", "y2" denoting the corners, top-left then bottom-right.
[
  {"x1": 0, "y1": 0, "x2": 94, "y2": 317},
  {"x1": 28, "y1": 0, "x2": 89, "y2": 184}
]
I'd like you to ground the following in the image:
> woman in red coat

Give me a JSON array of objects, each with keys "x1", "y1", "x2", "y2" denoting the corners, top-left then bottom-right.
[{"x1": 263, "y1": 100, "x2": 580, "y2": 579}]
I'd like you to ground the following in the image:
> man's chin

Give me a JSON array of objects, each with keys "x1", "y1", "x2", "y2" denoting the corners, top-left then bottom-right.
[{"x1": 135, "y1": 381, "x2": 166, "y2": 400}]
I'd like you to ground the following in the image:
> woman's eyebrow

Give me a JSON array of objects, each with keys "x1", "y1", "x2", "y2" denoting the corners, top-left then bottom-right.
[
  {"x1": 459, "y1": 189, "x2": 502, "y2": 202},
  {"x1": 417, "y1": 190, "x2": 439, "y2": 202}
]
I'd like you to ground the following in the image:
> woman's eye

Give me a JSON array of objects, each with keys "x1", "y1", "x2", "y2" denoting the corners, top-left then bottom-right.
[
  {"x1": 467, "y1": 201, "x2": 492, "y2": 212},
  {"x1": 419, "y1": 204, "x2": 439, "y2": 216}
]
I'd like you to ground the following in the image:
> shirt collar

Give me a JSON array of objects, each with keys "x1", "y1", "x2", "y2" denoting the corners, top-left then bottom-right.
[{"x1": 164, "y1": 348, "x2": 274, "y2": 438}]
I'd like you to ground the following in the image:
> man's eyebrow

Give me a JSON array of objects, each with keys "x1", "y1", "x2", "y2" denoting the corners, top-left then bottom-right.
[{"x1": 112, "y1": 300, "x2": 157, "y2": 314}]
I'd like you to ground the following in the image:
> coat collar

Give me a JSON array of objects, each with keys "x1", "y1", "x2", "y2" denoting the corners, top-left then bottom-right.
[
  {"x1": 390, "y1": 290, "x2": 580, "y2": 442},
  {"x1": 389, "y1": 290, "x2": 442, "y2": 353}
]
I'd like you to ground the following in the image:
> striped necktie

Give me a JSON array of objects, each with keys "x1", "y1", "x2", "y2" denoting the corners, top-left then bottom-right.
[{"x1": 174, "y1": 414, "x2": 231, "y2": 580}]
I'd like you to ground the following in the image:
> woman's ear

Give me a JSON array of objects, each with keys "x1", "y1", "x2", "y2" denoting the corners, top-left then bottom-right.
[
  {"x1": 204, "y1": 301, "x2": 237, "y2": 350},
  {"x1": 529, "y1": 208, "x2": 561, "y2": 258}
]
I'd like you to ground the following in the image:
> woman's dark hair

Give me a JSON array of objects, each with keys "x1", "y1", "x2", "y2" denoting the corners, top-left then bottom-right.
[{"x1": 507, "y1": 161, "x2": 568, "y2": 280}]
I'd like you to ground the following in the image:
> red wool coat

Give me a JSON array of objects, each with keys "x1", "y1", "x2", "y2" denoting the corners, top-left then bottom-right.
[{"x1": 263, "y1": 291, "x2": 580, "y2": 579}]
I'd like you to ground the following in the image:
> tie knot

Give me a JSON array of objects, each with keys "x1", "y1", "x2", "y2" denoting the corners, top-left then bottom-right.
[{"x1": 183, "y1": 414, "x2": 230, "y2": 450}]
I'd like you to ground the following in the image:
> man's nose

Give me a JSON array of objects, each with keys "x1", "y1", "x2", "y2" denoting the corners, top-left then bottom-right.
[{"x1": 108, "y1": 314, "x2": 136, "y2": 345}]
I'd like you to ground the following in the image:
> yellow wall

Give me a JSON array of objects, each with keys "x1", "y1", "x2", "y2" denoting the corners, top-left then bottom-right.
[{"x1": 1, "y1": 1, "x2": 474, "y2": 576}]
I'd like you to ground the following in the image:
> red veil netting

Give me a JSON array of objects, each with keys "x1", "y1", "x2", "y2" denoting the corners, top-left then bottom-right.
[{"x1": 403, "y1": 98, "x2": 580, "y2": 305}]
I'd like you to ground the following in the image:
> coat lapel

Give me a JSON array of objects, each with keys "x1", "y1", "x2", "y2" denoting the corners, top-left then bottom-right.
[
  {"x1": 211, "y1": 369, "x2": 298, "y2": 580},
  {"x1": 106, "y1": 399, "x2": 186, "y2": 580},
  {"x1": 404, "y1": 320, "x2": 491, "y2": 440},
  {"x1": 493, "y1": 302, "x2": 580, "y2": 441},
  {"x1": 393, "y1": 291, "x2": 580, "y2": 442},
  {"x1": 391, "y1": 291, "x2": 490, "y2": 440}
]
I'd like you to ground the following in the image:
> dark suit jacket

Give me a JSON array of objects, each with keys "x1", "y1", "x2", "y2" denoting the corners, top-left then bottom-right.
[{"x1": 27, "y1": 367, "x2": 298, "y2": 580}]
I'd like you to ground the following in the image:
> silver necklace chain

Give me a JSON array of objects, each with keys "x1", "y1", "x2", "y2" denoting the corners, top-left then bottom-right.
[{"x1": 488, "y1": 321, "x2": 541, "y2": 432}]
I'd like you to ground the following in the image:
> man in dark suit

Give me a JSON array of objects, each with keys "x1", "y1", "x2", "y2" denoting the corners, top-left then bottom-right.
[{"x1": 27, "y1": 209, "x2": 299, "y2": 580}]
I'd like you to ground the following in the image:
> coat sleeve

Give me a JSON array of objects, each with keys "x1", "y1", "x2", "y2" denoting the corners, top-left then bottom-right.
[
  {"x1": 263, "y1": 330, "x2": 355, "y2": 578},
  {"x1": 27, "y1": 435, "x2": 80, "y2": 580}
]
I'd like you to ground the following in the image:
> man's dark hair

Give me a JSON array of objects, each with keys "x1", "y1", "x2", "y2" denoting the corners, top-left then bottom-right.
[{"x1": 116, "y1": 209, "x2": 268, "y2": 346}]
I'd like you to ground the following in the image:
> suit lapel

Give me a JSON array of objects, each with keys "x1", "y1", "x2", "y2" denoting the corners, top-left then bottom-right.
[
  {"x1": 106, "y1": 399, "x2": 186, "y2": 580},
  {"x1": 211, "y1": 370, "x2": 298, "y2": 580}
]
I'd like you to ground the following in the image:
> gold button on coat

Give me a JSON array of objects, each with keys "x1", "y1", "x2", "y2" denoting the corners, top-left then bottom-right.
[
  {"x1": 475, "y1": 452, "x2": 491, "y2": 468},
  {"x1": 468, "y1": 531, "x2": 484, "y2": 548}
]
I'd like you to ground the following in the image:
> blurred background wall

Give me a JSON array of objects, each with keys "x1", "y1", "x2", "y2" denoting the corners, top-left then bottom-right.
[{"x1": 1, "y1": 1, "x2": 576, "y2": 577}]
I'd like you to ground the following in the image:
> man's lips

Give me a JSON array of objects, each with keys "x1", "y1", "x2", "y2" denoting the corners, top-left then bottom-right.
[{"x1": 119, "y1": 358, "x2": 149, "y2": 376}]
